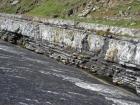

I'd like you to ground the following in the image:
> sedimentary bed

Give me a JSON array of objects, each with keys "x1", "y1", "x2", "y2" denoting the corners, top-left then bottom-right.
[
  {"x1": 0, "y1": 40, "x2": 140, "y2": 105},
  {"x1": 0, "y1": 13, "x2": 140, "y2": 96}
]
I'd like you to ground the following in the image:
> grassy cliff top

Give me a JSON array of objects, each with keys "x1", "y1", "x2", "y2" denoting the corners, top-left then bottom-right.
[{"x1": 0, "y1": 0, "x2": 140, "y2": 28}]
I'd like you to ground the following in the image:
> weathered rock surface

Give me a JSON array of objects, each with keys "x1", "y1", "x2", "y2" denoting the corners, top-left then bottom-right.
[
  {"x1": 78, "y1": 1, "x2": 94, "y2": 17},
  {"x1": 0, "y1": 40, "x2": 140, "y2": 105},
  {"x1": 0, "y1": 13, "x2": 140, "y2": 95}
]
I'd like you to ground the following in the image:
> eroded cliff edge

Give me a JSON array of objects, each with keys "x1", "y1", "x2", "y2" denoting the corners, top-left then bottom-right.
[{"x1": 0, "y1": 13, "x2": 140, "y2": 95}]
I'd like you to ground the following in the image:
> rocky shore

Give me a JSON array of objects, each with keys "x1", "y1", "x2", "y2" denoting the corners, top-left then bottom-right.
[{"x1": 0, "y1": 13, "x2": 140, "y2": 95}]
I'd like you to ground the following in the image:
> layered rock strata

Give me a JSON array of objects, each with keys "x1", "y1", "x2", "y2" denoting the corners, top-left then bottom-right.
[{"x1": 0, "y1": 13, "x2": 140, "y2": 95}]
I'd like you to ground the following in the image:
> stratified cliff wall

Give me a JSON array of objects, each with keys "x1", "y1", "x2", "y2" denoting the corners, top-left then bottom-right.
[{"x1": 0, "y1": 13, "x2": 140, "y2": 95}]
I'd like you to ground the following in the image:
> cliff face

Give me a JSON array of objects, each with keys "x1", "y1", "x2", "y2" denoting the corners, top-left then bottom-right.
[{"x1": 0, "y1": 13, "x2": 140, "y2": 95}]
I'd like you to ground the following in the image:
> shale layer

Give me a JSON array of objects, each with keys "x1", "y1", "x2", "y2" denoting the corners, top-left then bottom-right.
[{"x1": 0, "y1": 13, "x2": 140, "y2": 95}]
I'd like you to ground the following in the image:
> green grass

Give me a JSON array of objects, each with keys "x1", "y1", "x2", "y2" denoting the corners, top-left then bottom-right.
[
  {"x1": 63, "y1": 16, "x2": 140, "y2": 29},
  {"x1": 0, "y1": 0, "x2": 140, "y2": 28},
  {"x1": 115, "y1": 0, "x2": 140, "y2": 13},
  {"x1": 28, "y1": 0, "x2": 85, "y2": 17},
  {"x1": 29, "y1": 0, "x2": 68, "y2": 17},
  {"x1": 0, "y1": 0, "x2": 37, "y2": 13},
  {"x1": 89, "y1": 18, "x2": 140, "y2": 29}
]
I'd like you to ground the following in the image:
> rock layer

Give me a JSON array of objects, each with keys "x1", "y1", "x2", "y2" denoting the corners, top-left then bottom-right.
[{"x1": 0, "y1": 13, "x2": 140, "y2": 95}]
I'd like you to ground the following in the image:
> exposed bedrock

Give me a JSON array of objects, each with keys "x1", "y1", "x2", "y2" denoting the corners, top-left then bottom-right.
[{"x1": 0, "y1": 13, "x2": 140, "y2": 95}]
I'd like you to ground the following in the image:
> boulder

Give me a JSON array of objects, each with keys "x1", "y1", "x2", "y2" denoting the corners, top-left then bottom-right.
[
  {"x1": 35, "y1": 47, "x2": 44, "y2": 54},
  {"x1": 25, "y1": 44, "x2": 35, "y2": 51}
]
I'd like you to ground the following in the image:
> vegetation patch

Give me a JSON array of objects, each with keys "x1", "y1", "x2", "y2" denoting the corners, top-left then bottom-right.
[{"x1": 0, "y1": 0, "x2": 140, "y2": 28}]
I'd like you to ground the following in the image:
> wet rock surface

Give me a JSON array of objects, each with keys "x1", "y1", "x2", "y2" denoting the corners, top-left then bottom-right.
[{"x1": 0, "y1": 40, "x2": 140, "y2": 105}]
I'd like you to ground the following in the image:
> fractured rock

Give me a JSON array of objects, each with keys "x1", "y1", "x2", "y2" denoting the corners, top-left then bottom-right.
[
  {"x1": 105, "y1": 47, "x2": 118, "y2": 62},
  {"x1": 25, "y1": 44, "x2": 36, "y2": 51},
  {"x1": 78, "y1": 1, "x2": 94, "y2": 17},
  {"x1": 136, "y1": 77, "x2": 140, "y2": 96},
  {"x1": 35, "y1": 47, "x2": 44, "y2": 54}
]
